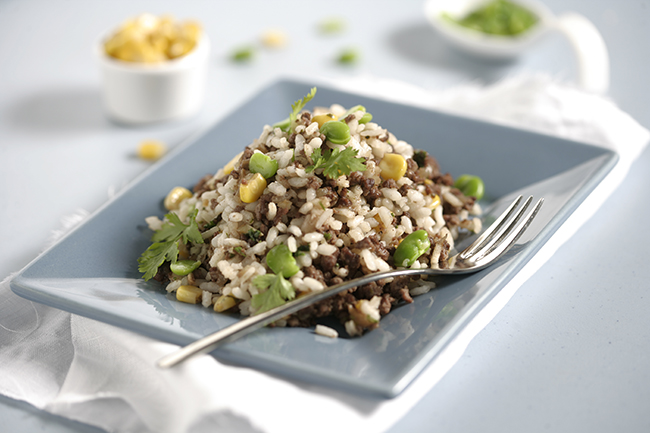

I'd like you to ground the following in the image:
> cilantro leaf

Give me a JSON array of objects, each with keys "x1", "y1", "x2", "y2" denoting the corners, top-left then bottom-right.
[
  {"x1": 305, "y1": 146, "x2": 366, "y2": 179},
  {"x1": 251, "y1": 273, "x2": 296, "y2": 314},
  {"x1": 137, "y1": 240, "x2": 180, "y2": 281},
  {"x1": 281, "y1": 87, "x2": 317, "y2": 133},
  {"x1": 138, "y1": 209, "x2": 204, "y2": 281},
  {"x1": 272, "y1": 87, "x2": 317, "y2": 132}
]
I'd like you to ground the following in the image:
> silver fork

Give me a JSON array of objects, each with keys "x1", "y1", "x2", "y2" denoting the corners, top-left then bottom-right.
[{"x1": 158, "y1": 195, "x2": 543, "y2": 369}]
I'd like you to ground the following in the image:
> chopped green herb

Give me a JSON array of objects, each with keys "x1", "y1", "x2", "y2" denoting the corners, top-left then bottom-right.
[
  {"x1": 289, "y1": 87, "x2": 317, "y2": 133},
  {"x1": 442, "y1": 0, "x2": 538, "y2": 36},
  {"x1": 203, "y1": 218, "x2": 219, "y2": 230},
  {"x1": 293, "y1": 244, "x2": 311, "y2": 257},
  {"x1": 319, "y1": 17, "x2": 346, "y2": 34},
  {"x1": 274, "y1": 88, "x2": 317, "y2": 133},
  {"x1": 323, "y1": 232, "x2": 332, "y2": 241},
  {"x1": 306, "y1": 146, "x2": 367, "y2": 179},
  {"x1": 247, "y1": 228, "x2": 264, "y2": 243},
  {"x1": 337, "y1": 47, "x2": 358, "y2": 64},
  {"x1": 413, "y1": 150, "x2": 428, "y2": 168},
  {"x1": 138, "y1": 209, "x2": 204, "y2": 281},
  {"x1": 231, "y1": 45, "x2": 255, "y2": 62},
  {"x1": 233, "y1": 246, "x2": 246, "y2": 257},
  {"x1": 251, "y1": 273, "x2": 296, "y2": 314}
]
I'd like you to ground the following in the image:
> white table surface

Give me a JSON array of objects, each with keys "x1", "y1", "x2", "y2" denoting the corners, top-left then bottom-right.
[{"x1": 2, "y1": 1, "x2": 649, "y2": 432}]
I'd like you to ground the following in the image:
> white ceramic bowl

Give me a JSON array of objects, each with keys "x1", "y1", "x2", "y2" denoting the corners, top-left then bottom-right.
[
  {"x1": 95, "y1": 33, "x2": 210, "y2": 124},
  {"x1": 424, "y1": 0, "x2": 554, "y2": 60},
  {"x1": 424, "y1": 0, "x2": 609, "y2": 94}
]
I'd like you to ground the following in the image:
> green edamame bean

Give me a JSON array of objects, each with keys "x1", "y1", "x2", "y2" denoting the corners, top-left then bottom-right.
[
  {"x1": 266, "y1": 244, "x2": 300, "y2": 277},
  {"x1": 338, "y1": 48, "x2": 358, "y2": 64},
  {"x1": 320, "y1": 120, "x2": 351, "y2": 145},
  {"x1": 273, "y1": 117, "x2": 290, "y2": 131},
  {"x1": 393, "y1": 230, "x2": 431, "y2": 268},
  {"x1": 359, "y1": 112, "x2": 372, "y2": 124},
  {"x1": 343, "y1": 105, "x2": 372, "y2": 124},
  {"x1": 454, "y1": 174, "x2": 485, "y2": 200},
  {"x1": 170, "y1": 259, "x2": 201, "y2": 276},
  {"x1": 249, "y1": 152, "x2": 278, "y2": 179},
  {"x1": 344, "y1": 105, "x2": 366, "y2": 116}
]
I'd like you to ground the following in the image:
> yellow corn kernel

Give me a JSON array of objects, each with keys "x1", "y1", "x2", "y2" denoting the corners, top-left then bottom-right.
[
  {"x1": 260, "y1": 29, "x2": 288, "y2": 48},
  {"x1": 239, "y1": 173, "x2": 267, "y2": 203},
  {"x1": 214, "y1": 294, "x2": 237, "y2": 312},
  {"x1": 424, "y1": 179, "x2": 434, "y2": 185},
  {"x1": 312, "y1": 113, "x2": 338, "y2": 128},
  {"x1": 426, "y1": 194, "x2": 441, "y2": 209},
  {"x1": 104, "y1": 14, "x2": 202, "y2": 63},
  {"x1": 223, "y1": 151, "x2": 244, "y2": 176},
  {"x1": 379, "y1": 153, "x2": 407, "y2": 181},
  {"x1": 176, "y1": 285, "x2": 202, "y2": 304},
  {"x1": 137, "y1": 139, "x2": 167, "y2": 160},
  {"x1": 164, "y1": 186, "x2": 193, "y2": 210}
]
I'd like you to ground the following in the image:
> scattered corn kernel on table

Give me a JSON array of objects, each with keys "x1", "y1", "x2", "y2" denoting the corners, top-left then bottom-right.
[{"x1": 2, "y1": 1, "x2": 650, "y2": 432}]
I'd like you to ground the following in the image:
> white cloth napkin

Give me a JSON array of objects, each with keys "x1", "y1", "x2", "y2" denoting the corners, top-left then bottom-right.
[{"x1": 1, "y1": 74, "x2": 648, "y2": 433}]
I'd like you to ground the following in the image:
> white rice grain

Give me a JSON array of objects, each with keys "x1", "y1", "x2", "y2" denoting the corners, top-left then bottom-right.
[
  {"x1": 267, "y1": 202, "x2": 277, "y2": 220},
  {"x1": 145, "y1": 216, "x2": 163, "y2": 231},
  {"x1": 315, "y1": 325, "x2": 338, "y2": 338},
  {"x1": 166, "y1": 280, "x2": 182, "y2": 293},
  {"x1": 401, "y1": 215, "x2": 413, "y2": 233},
  {"x1": 217, "y1": 260, "x2": 241, "y2": 280},
  {"x1": 306, "y1": 122, "x2": 320, "y2": 135},
  {"x1": 303, "y1": 277, "x2": 324, "y2": 291},
  {"x1": 201, "y1": 290, "x2": 212, "y2": 308},
  {"x1": 296, "y1": 253, "x2": 312, "y2": 268},
  {"x1": 316, "y1": 243, "x2": 337, "y2": 256},
  {"x1": 329, "y1": 219, "x2": 343, "y2": 230},
  {"x1": 409, "y1": 281, "x2": 436, "y2": 296},
  {"x1": 288, "y1": 177, "x2": 309, "y2": 188},
  {"x1": 443, "y1": 191, "x2": 463, "y2": 208},
  {"x1": 315, "y1": 209, "x2": 333, "y2": 229},
  {"x1": 247, "y1": 241, "x2": 267, "y2": 256},
  {"x1": 360, "y1": 249, "x2": 377, "y2": 271},
  {"x1": 382, "y1": 188, "x2": 402, "y2": 202},
  {"x1": 266, "y1": 226, "x2": 279, "y2": 244},
  {"x1": 231, "y1": 286, "x2": 251, "y2": 301},
  {"x1": 303, "y1": 232, "x2": 324, "y2": 243},
  {"x1": 199, "y1": 282, "x2": 221, "y2": 293},
  {"x1": 268, "y1": 181, "x2": 287, "y2": 196},
  {"x1": 287, "y1": 236, "x2": 297, "y2": 253},
  {"x1": 228, "y1": 212, "x2": 243, "y2": 223},
  {"x1": 288, "y1": 225, "x2": 302, "y2": 237}
]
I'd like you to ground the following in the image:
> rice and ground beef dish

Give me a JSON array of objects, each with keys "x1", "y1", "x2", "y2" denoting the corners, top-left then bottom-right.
[{"x1": 138, "y1": 88, "x2": 483, "y2": 337}]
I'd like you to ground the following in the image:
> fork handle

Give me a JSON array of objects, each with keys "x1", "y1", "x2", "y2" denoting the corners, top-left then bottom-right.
[{"x1": 157, "y1": 268, "x2": 428, "y2": 368}]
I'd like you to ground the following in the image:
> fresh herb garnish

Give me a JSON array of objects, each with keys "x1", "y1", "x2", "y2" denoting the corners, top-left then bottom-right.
[
  {"x1": 247, "y1": 228, "x2": 264, "y2": 243},
  {"x1": 337, "y1": 47, "x2": 359, "y2": 65},
  {"x1": 274, "y1": 87, "x2": 317, "y2": 133},
  {"x1": 138, "y1": 209, "x2": 204, "y2": 281},
  {"x1": 251, "y1": 273, "x2": 296, "y2": 314},
  {"x1": 306, "y1": 146, "x2": 367, "y2": 179},
  {"x1": 231, "y1": 45, "x2": 255, "y2": 62},
  {"x1": 294, "y1": 244, "x2": 311, "y2": 257}
]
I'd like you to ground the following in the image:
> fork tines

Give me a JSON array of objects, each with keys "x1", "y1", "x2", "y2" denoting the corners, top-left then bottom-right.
[{"x1": 459, "y1": 195, "x2": 544, "y2": 264}]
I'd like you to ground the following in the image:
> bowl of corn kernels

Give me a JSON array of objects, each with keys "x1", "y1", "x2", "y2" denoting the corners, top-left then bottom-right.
[{"x1": 96, "y1": 13, "x2": 209, "y2": 124}]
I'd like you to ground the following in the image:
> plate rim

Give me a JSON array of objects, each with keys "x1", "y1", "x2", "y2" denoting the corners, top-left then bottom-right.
[{"x1": 10, "y1": 78, "x2": 619, "y2": 398}]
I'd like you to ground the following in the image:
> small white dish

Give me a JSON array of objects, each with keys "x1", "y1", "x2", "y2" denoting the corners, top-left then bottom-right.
[
  {"x1": 424, "y1": 0, "x2": 609, "y2": 94},
  {"x1": 95, "y1": 32, "x2": 210, "y2": 124},
  {"x1": 424, "y1": 0, "x2": 554, "y2": 60}
]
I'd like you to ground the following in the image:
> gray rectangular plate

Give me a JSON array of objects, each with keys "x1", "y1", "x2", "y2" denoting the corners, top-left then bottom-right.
[{"x1": 11, "y1": 80, "x2": 618, "y2": 398}]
